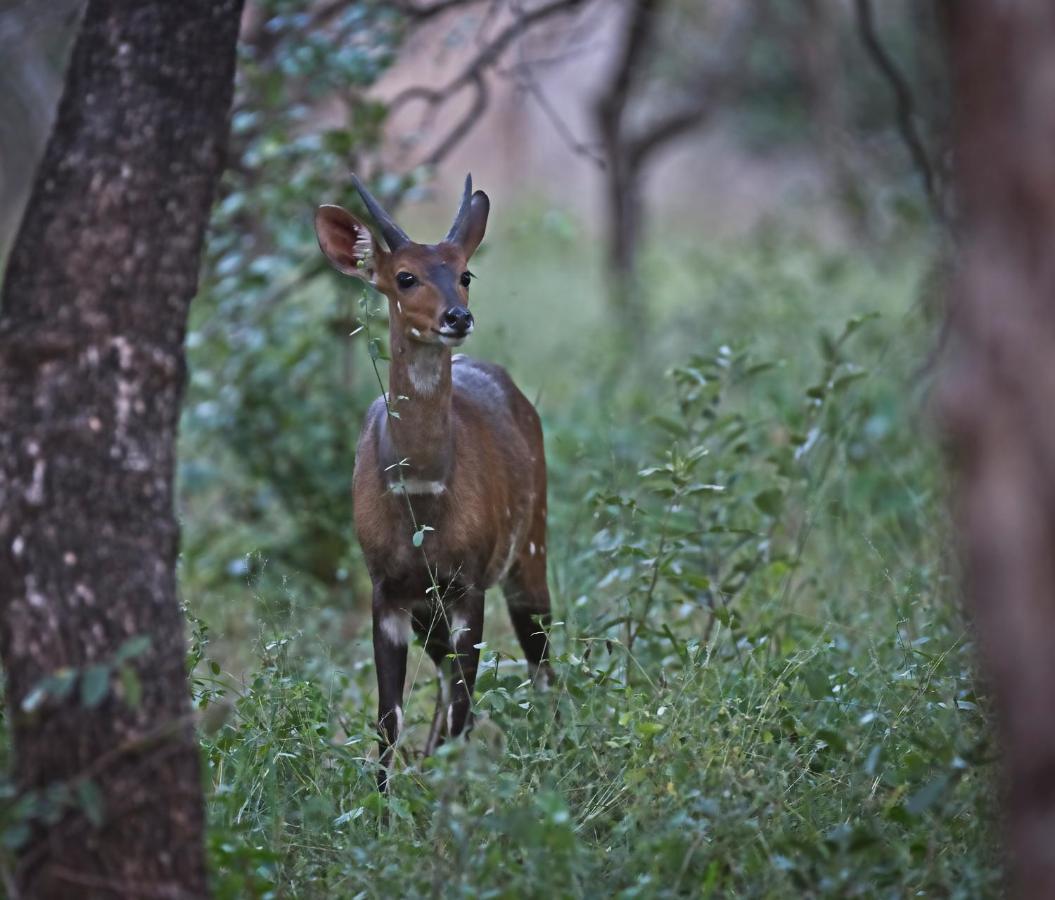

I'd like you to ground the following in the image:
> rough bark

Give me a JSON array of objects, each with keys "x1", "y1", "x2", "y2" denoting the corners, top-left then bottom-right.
[
  {"x1": 0, "y1": 0, "x2": 244, "y2": 896},
  {"x1": 941, "y1": 4, "x2": 1055, "y2": 896}
]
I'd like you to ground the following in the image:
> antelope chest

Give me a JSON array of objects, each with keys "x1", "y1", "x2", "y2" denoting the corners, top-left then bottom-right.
[{"x1": 354, "y1": 476, "x2": 527, "y2": 592}]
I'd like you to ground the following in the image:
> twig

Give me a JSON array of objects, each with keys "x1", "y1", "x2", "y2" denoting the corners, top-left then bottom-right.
[
  {"x1": 390, "y1": 0, "x2": 588, "y2": 114},
  {"x1": 388, "y1": 0, "x2": 591, "y2": 171},
  {"x1": 505, "y1": 63, "x2": 606, "y2": 169},
  {"x1": 627, "y1": 501, "x2": 674, "y2": 653},
  {"x1": 853, "y1": 0, "x2": 942, "y2": 220},
  {"x1": 392, "y1": 0, "x2": 485, "y2": 22},
  {"x1": 423, "y1": 72, "x2": 490, "y2": 167}
]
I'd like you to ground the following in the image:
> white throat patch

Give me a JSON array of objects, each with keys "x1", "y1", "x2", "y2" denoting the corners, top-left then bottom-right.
[{"x1": 406, "y1": 353, "x2": 443, "y2": 396}]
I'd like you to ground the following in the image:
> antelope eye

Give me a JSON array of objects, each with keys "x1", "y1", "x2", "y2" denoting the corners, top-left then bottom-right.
[
  {"x1": 460, "y1": 271, "x2": 472, "y2": 288},
  {"x1": 396, "y1": 271, "x2": 416, "y2": 289}
]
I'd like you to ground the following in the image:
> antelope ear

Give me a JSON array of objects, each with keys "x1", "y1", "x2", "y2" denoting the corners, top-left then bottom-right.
[
  {"x1": 314, "y1": 204, "x2": 379, "y2": 279},
  {"x1": 456, "y1": 191, "x2": 490, "y2": 259}
]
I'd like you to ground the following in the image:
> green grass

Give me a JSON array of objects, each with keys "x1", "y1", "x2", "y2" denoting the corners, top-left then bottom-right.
[{"x1": 179, "y1": 212, "x2": 1001, "y2": 898}]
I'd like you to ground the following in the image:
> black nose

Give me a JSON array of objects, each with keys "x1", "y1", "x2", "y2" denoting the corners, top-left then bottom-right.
[{"x1": 443, "y1": 306, "x2": 474, "y2": 333}]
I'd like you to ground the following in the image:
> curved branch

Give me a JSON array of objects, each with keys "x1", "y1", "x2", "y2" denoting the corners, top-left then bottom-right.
[
  {"x1": 423, "y1": 71, "x2": 490, "y2": 167},
  {"x1": 389, "y1": 0, "x2": 589, "y2": 115},
  {"x1": 387, "y1": 0, "x2": 591, "y2": 171},
  {"x1": 392, "y1": 0, "x2": 484, "y2": 22},
  {"x1": 853, "y1": 0, "x2": 941, "y2": 217}
]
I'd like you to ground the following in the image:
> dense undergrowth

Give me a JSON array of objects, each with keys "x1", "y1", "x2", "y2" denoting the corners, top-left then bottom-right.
[{"x1": 176, "y1": 214, "x2": 1002, "y2": 898}]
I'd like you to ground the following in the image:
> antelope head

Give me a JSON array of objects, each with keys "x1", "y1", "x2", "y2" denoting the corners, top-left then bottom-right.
[{"x1": 315, "y1": 174, "x2": 490, "y2": 348}]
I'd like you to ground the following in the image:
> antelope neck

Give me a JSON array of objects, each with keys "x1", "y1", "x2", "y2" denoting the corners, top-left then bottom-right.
[{"x1": 384, "y1": 322, "x2": 453, "y2": 483}]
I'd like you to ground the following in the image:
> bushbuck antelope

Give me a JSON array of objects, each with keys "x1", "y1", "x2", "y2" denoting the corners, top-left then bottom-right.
[{"x1": 315, "y1": 175, "x2": 553, "y2": 790}]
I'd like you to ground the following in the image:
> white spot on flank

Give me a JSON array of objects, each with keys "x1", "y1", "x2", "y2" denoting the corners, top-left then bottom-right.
[
  {"x1": 395, "y1": 706, "x2": 404, "y2": 733},
  {"x1": 529, "y1": 542, "x2": 536, "y2": 556},
  {"x1": 391, "y1": 479, "x2": 447, "y2": 495},
  {"x1": 63, "y1": 552, "x2": 76, "y2": 566},
  {"x1": 379, "y1": 610, "x2": 411, "y2": 645},
  {"x1": 447, "y1": 704, "x2": 455, "y2": 734},
  {"x1": 449, "y1": 613, "x2": 467, "y2": 642},
  {"x1": 496, "y1": 525, "x2": 521, "y2": 582},
  {"x1": 505, "y1": 506, "x2": 511, "y2": 519},
  {"x1": 12, "y1": 537, "x2": 24, "y2": 557}
]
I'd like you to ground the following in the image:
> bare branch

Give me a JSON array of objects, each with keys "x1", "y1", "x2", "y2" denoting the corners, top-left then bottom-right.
[
  {"x1": 423, "y1": 72, "x2": 490, "y2": 167},
  {"x1": 386, "y1": 0, "x2": 592, "y2": 170},
  {"x1": 515, "y1": 72, "x2": 606, "y2": 168},
  {"x1": 391, "y1": 0, "x2": 485, "y2": 21},
  {"x1": 627, "y1": 100, "x2": 715, "y2": 169},
  {"x1": 389, "y1": 0, "x2": 590, "y2": 115},
  {"x1": 853, "y1": 0, "x2": 942, "y2": 218}
]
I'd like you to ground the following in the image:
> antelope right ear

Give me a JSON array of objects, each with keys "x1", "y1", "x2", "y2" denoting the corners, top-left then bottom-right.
[{"x1": 315, "y1": 204, "x2": 379, "y2": 280}]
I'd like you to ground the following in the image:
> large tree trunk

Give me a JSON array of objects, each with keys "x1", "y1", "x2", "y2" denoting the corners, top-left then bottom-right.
[
  {"x1": 942, "y1": 4, "x2": 1055, "y2": 896},
  {"x1": 0, "y1": 0, "x2": 243, "y2": 896}
]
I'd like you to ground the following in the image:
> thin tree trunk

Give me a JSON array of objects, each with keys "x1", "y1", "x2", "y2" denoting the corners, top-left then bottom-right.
[
  {"x1": 0, "y1": 0, "x2": 243, "y2": 896},
  {"x1": 603, "y1": 158, "x2": 644, "y2": 325},
  {"x1": 595, "y1": 0, "x2": 661, "y2": 330},
  {"x1": 942, "y1": 4, "x2": 1055, "y2": 896}
]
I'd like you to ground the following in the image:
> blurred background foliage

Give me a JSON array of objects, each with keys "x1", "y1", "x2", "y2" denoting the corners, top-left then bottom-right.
[{"x1": 0, "y1": 0, "x2": 994, "y2": 896}]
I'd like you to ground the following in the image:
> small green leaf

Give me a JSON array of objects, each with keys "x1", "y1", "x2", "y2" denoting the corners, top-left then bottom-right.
[
  {"x1": 21, "y1": 685, "x2": 47, "y2": 714},
  {"x1": 333, "y1": 807, "x2": 365, "y2": 826},
  {"x1": 48, "y1": 668, "x2": 77, "y2": 701},
  {"x1": 833, "y1": 370, "x2": 867, "y2": 392},
  {"x1": 76, "y1": 779, "x2": 105, "y2": 827},
  {"x1": 815, "y1": 728, "x2": 847, "y2": 753},
  {"x1": 80, "y1": 665, "x2": 111, "y2": 709},
  {"x1": 801, "y1": 667, "x2": 829, "y2": 700},
  {"x1": 115, "y1": 635, "x2": 151, "y2": 665},
  {"x1": 754, "y1": 488, "x2": 785, "y2": 517},
  {"x1": 1, "y1": 822, "x2": 30, "y2": 850},
  {"x1": 118, "y1": 666, "x2": 142, "y2": 709},
  {"x1": 839, "y1": 311, "x2": 880, "y2": 342},
  {"x1": 906, "y1": 773, "x2": 951, "y2": 816}
]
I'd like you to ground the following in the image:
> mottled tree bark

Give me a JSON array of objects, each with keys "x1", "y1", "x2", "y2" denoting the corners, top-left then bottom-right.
[
  {"x1": 0, "y1": 0, "x2": 243, "y2": 896},
  {"x1": 942, "y1": 4, "x2": 1055, "y2": 897}
]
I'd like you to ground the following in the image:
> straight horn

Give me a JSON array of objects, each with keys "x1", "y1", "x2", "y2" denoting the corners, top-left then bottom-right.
[{"x1": 444, "y1": 173, "x2": 474, "y2": 244}]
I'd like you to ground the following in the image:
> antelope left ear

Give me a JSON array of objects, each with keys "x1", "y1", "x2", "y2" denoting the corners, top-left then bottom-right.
[
  {"x1": 315, "y1": 204, "x2": 378, "y2": 280},
  {"x1": 458, "y1": 191, "x2": 490, "y2": 259}
]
